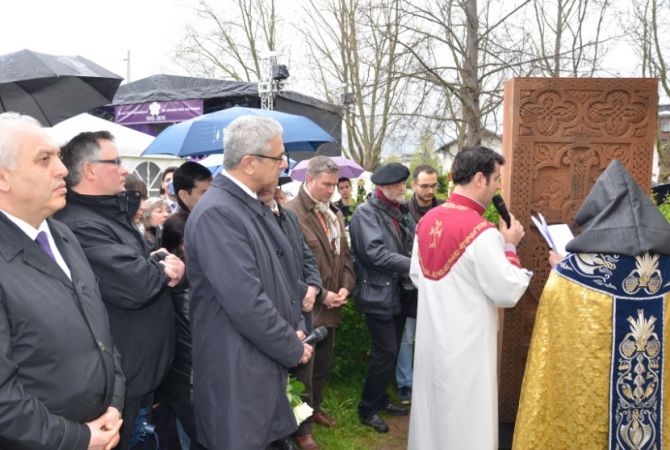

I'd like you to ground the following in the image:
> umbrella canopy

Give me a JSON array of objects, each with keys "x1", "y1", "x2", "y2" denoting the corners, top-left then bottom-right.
[
  {"x1": 0, "y1": 49, "x2": 123, "y2": 126},
  {"x1": 200, "y1": 153, "x2": 297, "y2": 179},
  {"x1": 289, "y1": 156, "x2": 364, "y2": 182},
  {"x1": 142, "y1": 106, "x2": 336, "y2": 157}
]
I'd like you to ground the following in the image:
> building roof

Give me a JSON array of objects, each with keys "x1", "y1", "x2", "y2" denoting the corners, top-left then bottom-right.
[{"x1": 111, "y1": 74, "x2": 340, "y2": 114}]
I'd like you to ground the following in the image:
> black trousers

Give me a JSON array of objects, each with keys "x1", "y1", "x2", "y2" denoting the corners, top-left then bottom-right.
[
  {"x1": 358, "y1": 313, "x2": 405, "y2": 418},
  {"x1": 312, "y1": 325, "x2": 336, "y2": 411}
]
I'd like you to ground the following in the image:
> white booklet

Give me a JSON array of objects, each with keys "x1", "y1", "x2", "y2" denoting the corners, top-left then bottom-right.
[{"x1": 530, "y1": 213, "x2": 574, "y2": 255}]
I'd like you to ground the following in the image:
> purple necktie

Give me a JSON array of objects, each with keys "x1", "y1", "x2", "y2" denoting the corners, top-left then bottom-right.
[{"x1": 35, "y1": 231, "x2": 56, "y2": 261}]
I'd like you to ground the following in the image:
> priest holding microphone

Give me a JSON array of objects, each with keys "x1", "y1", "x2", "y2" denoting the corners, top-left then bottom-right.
[{"x1": 408, "y1": 146, "x2": 534, "y2": 450}]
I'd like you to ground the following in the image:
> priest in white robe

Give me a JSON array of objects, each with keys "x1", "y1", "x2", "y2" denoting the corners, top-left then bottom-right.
[{"x1": 408, "y1": 146, "x2": 533, "y2": 450}]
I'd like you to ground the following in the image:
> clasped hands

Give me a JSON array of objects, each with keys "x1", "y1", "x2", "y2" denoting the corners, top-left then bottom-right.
[{"x1": 322, "y1": 288, "x2": 349, "y2": 309}]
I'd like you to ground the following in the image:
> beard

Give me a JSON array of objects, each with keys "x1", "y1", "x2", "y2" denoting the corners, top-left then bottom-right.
[{"x1": 382, "y1": 188, "x2": 406, "y2": 203}]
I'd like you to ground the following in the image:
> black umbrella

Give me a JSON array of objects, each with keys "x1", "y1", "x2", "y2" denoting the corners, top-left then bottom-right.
[{"x1": 0, "y1": 49, "x2": 123, "y2": 126}]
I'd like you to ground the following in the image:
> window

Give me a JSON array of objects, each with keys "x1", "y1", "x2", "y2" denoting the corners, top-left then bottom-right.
[
  {"x1": 133, "y1": 162, "x2": 162, "y2": 197},
  {"x1": 660, "y1": 118, "x2": 670, "y2": 133}
]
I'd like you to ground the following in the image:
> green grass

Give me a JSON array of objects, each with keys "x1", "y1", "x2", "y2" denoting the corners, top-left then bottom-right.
[{"x1": 312, "y1": 379, "x2": 408, "y2": 450}]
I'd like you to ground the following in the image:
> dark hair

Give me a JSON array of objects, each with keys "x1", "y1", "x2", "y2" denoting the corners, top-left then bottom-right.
[
  {"x1": 161, "y1": 166, "x2": 178, "y2": 182},
  {"x1": 337, "y1": 177, "x2": 352, "y2": 186},
  {"x1": 173, "y1": 161, "x2": 212, "y2": 211},
  {"x1": 413, "y1": 164, "x2": 438, "y2": 180},
  {"x1": 125, "y1": 173, "x2": 148, "y2": 199},
  {"x1": 451, "y1": 146, "x2": 504, "y2": 185},
  {"x1": 162, "y1": 211, "x2": 188, "y2": 260},
  {"x1": 61, "y1": 130, "x2": 115, "y2": 187}
]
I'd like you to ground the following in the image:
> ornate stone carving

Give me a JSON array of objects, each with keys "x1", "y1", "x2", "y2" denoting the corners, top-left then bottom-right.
[{"x1": 499, "y1": 78, "x2": 658, "y2": 423}]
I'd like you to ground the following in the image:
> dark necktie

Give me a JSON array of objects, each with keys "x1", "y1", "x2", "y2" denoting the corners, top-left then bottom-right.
[{"x1": 35, "y1": 231, "x2": 56, "y2": 261}]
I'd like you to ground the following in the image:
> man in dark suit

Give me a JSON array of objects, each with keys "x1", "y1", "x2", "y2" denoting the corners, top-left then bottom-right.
[
  {"x1": 259, "y1": 184, "x2": 323, "y2": 450},
  {"x1": 185, "y1": 116, "x2": 313, "y2": 450},
  {"x1": 0, "y1": 112, "x2": 124, "y2": 449}
]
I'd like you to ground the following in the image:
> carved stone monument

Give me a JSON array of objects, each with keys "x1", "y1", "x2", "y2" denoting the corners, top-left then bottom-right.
[{"x1": 499, "y1": 77, "x2": 658, "y2": 423}]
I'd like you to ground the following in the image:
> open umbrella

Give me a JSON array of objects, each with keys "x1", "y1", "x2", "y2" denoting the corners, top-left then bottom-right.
[
  {"x1": 0, "y1": 49, "x2": 123, "y2": 126},
  {"x1": 199, "y1": 153, "x2": 297, "y2": 179},
  {"x1": 141, "y1": 106, "x2": 336, "y2": 157},
  {"x1": 289, "y1": 156, "x2": 364, "y2": 182}
]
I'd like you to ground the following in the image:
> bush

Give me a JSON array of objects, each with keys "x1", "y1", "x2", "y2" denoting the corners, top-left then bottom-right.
[{"x1": 331, "y1": 301, "x2": 370, "y2": 382}]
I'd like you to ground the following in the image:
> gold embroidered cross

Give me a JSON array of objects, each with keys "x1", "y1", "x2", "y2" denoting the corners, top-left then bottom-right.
[{"x1": 429, "y1": 219, "x2": 443, "y2": 249}]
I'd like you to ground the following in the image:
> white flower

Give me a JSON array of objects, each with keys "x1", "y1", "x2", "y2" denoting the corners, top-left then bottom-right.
[
  {"x1": 149, "y1": 102, "x2": 161, "y2": 116},
  {"x1": 293, "y1": 402, "x2": 314, "y2": 425}
]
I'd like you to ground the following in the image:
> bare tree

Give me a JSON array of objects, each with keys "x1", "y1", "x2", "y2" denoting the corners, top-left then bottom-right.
[
  {"x1": 528, "y1": 0, "x2": 611, "y2": 77},
  {"x1": 175, "y1": 0, "x2": 279, "y2": 81},
  {"x1": 395, "y1": 0, "x2": 535, "y2": 149},
  {"x1": 625, "y1": 0, "x2": 670, "y2": 180},
  {"x1": 300, "y1": 0, "x2": 417, "y2": 170}
]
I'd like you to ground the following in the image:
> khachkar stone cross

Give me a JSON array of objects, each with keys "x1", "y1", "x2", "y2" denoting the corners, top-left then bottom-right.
[{"x1": 497, "y1": 77, "x2": 658, "y2": 424}]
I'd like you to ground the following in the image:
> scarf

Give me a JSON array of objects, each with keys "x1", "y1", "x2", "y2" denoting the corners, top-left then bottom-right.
[{"x1": 303, "y1": 184, "x2": 341, "y2": 255}]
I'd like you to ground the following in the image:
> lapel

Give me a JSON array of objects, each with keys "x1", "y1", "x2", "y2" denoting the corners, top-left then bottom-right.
[
  {"x1": 219, "y1": 176, "x2": 298, "y2": 283},
  {"x1": 298, "y1": 188, "x2": 333, "y2": 258},
  {"x1": 0, "y1": 214, "x2": 73, "y2": 289}
]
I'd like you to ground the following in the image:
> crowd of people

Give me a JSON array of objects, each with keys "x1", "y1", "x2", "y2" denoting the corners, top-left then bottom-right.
[{"x1": 0, "y1": 109, "x2": 667, "y2": 450}]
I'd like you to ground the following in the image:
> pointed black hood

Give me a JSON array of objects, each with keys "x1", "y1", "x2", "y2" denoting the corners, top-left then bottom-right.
[{"x1": 566, "y1": 160, "x2": 670, "y2": 256}]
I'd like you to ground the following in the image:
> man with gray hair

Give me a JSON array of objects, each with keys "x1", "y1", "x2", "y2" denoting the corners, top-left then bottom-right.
[
  {"x1": 350, "y1": 162, "x2": 416, "y2": 433},
  {"x1": 56, "y1": 131, "x2": 185, "y2": 450},
  {"x1": 185, "y1": 115, "x2": 313, "y2": 449},
  {"x1": 0, "y1": 113, "x2": 124, "y2": 449},
  {"x1": 286, "y1": 155, "x2": 356, "y2": 449}
]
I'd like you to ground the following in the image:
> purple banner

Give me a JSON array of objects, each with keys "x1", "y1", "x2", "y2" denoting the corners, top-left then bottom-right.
[{"x1": 114, "y1": 99, "x2": 203, "y2": 125}]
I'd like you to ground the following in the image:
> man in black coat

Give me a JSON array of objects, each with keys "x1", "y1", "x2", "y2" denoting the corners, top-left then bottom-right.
[
  {"x1": 350, "y1": 162, "x2": 416, "y2": 433},
  {"x1": 56, "y1": 131, "x2": 185, "y2": 450},
  {"x1": 0, "y1": 113, "x2": 124, "y2": 449},
  {"x1": 185, "y1": 116, "x2": 313, "y2": 449}
]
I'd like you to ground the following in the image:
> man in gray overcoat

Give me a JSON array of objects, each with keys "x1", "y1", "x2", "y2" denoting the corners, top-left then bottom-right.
[{"x1": 185, "y1": 115, "x2": 313, "y2": 450}]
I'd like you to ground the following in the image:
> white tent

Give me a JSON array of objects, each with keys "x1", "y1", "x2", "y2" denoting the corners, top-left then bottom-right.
[
  {"x1": 47, "y1": 113, "x2": 182, "y2": 196},
  {"x1": 48, "y1": 113, "x2": 156, "y2": 157}
]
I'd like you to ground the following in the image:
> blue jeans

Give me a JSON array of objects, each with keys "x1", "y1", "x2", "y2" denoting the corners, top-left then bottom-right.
[{"x1": 395, "y1": 317, "x2": 416, "y2": 388}]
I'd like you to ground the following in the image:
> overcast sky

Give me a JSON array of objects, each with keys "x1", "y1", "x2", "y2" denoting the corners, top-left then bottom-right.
[
  {"x1": 0, "y1": 1, "x2": 643, "y2": 84},
  {"x1": 0, "y1": 0, "x2": 194, "y2": 82}
]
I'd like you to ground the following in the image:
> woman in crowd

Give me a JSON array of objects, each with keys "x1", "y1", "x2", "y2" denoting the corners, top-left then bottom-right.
[{"x1": 142, "y1": 197, "x2": 171, "y2": 249}]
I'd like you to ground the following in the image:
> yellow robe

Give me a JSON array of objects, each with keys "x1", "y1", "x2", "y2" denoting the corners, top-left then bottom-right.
[{"x1": 513, "y1": 270, "x2": 670, "y2": 450}]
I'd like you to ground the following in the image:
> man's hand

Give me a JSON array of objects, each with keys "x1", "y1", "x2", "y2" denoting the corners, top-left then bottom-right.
[
  {"x1": 548, "y1": 250, "x2": 565, "y2": 268},
  {"x1": 299, "y1": 343, "x2": 313, "y2": 364},
  {"x1": 499, "y1": 213, "x2": 525, "y2": 247},
  {"x1": 323, "y1": 290, "x2": 347, "y2": 309},
  {"x1": 336, "y1": 288, "x2": 350, "y2": 305},
  {"x1": 87, "y1": 407, "x2": 122, "y2": 450},
  {"x1": 296, "y1": 330, "x2": 306, "y2": 341},
  {"x1": 302, "y1": 285, "x2": 318, "y2": 312},
  {"x1": 159, "y1": 253, "x2": 186, "y2": 287}
]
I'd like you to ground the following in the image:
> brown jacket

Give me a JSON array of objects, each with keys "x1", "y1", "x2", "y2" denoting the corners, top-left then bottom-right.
[{"x1": 287, "y1": 187, "x2": 356, "y2": 327}]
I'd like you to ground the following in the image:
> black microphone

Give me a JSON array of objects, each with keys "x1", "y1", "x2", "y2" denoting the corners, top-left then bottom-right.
[
  {"x1": 301, "y1": 326, "x2": 328, "y2": 345},
  {"x1": 492, "y1": 194, "x2": 511, "y2": 228}
]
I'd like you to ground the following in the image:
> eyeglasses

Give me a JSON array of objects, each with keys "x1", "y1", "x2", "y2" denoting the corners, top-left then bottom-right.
[
  {"x1": 250, "y1": 153, "x2": 287, "y2": 164},
  {"x1": 90, "y1": 158, "x2": 123, "y2": 166},
  {"x1": 417, "y1": 183, "x2": 438, "y2": 190}
]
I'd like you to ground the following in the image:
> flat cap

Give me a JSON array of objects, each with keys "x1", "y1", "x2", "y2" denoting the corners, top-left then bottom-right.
[{"x1": 371, "y1": 163, "x2": 410, "y2": 185}]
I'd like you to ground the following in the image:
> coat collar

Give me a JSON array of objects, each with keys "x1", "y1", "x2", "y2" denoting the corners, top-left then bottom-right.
[{"x1": 215, "y1": 175, "x2": 268, "y2": 217}]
